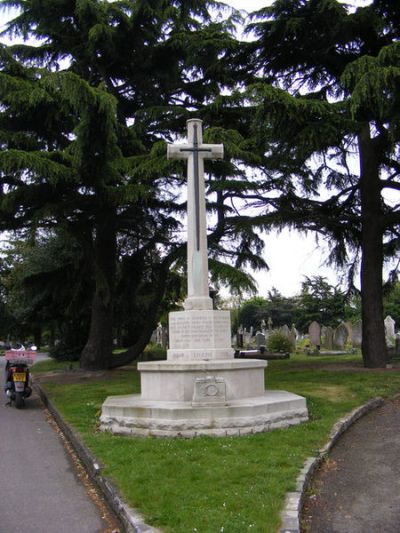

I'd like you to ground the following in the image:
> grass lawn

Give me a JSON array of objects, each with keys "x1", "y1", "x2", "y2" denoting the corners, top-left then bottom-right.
[{"x1": 32, "y1": 354, "x2": 400, "y2": 533}]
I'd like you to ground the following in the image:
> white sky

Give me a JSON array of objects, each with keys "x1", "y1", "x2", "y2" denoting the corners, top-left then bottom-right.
[
  {"x1": 223, "y1": 0, "x2": 345, "y2": 296},
  {"x1": 0, "y1": 1, "x2": 375, "y2": 297}
]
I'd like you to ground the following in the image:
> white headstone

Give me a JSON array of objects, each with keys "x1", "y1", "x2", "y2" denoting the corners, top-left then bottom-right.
[
  {"x1": 385, "y1": 315, "x2": 395, "y2": 337},
  {"x1": 385, "y1": 315, "x2": 396, "y2": 346}
]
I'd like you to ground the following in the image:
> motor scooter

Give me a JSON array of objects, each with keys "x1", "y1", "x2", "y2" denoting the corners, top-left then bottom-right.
[{"x1": 4, "y1": 348, "x2": 36, "y2": 408}]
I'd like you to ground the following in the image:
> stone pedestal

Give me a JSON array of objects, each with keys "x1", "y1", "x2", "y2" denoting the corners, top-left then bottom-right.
[{"x1": 100, "y1": 310, "x2": 308, "y2": 437}]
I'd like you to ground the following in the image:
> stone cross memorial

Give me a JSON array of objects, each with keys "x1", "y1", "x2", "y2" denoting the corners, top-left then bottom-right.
[
  {"x1": 166, "y1": 120, "x2": 230, "y2": 362},
  {"x1": 100, "y1": 119, "x2": 308, "y2": 437},
  {"x1": 168, "y1": 119, "x2": 223, "y2": 311}
]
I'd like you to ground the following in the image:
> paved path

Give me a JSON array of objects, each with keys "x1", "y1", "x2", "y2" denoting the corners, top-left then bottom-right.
[
  {"x1": 0, "y1": 357, "x2": 120, "y2": 533},
  {"x1": 302, "y1": 398, "x2": 400, "y2": 533}
]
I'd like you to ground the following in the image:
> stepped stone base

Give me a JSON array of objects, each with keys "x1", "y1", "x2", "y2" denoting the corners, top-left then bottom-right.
[{"x1": 100, "y1": 390, "x2": 308, "y2": 438}]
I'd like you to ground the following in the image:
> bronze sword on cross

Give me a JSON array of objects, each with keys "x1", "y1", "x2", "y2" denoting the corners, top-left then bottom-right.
[
  {"x1": 179, "y1": 123, "x2": 211, "y2": 251},
  {"x1": 167, "y1": 119, "x2": 223, "y2": 309}
]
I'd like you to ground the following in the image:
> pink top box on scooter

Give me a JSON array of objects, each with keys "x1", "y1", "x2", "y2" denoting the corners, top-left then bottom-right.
[{"x1": 5, "y1": 350, "x2": 37, "y2": 366}]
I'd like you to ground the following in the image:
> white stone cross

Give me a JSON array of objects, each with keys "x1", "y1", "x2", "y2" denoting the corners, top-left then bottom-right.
[{"x1": 167, "y1": 119, "x2": 223, "y2": 310}]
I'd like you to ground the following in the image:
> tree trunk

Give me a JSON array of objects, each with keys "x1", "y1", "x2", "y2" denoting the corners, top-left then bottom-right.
[
  {"x1": 110, "y1": 317, "x2": 157, "y2": 368},
  {"x1": 110, "y1": 260, "x2": 172, "y2": 369},
  {"x1": 358, "y1": 124, "x2": 387, "y2": 368},
  {"x1": 80, "y1": 215, "x2": 116, "y2": 370}
]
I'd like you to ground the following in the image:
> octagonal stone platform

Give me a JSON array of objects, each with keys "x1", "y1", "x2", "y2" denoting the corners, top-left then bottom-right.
[{"x1": 100, "y1": 359, "x2": 308, "y2": 437}]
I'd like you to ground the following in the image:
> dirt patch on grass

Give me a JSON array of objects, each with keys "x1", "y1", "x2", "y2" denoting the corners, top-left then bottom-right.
[
  {"x1": 288, "y1": 360, "x2": 400, "y2": 373},
  {"x1": 300, "y1": 385, "x2": 353, "y2": 402},
  {"x1": 33, "y1": 365, "x2": 136, "y2": 385}
]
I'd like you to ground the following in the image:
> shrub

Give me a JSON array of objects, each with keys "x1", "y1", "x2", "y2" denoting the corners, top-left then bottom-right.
[
  {"x1": 140, "y1": 343, "x2": 167, "y2": 361},
  {"x1": 266, "y1": 331, "x2": 294, "y2": 353}
]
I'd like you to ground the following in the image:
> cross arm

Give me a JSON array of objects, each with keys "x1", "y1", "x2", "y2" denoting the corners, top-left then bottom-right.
[
  {"x1": 167, "y1": 143, "x2": 224, "y2": 160},
  {"x1": 201, "y1": 144, "x2": 224, "y2": 159},
  {"x1": 167, "y1": 144, "x2": 188, "y2": 160}
]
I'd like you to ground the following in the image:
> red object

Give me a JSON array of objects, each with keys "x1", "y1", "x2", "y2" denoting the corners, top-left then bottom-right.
[{"x1": 5, "y1": 350, "x2": 36, "y2": 364}]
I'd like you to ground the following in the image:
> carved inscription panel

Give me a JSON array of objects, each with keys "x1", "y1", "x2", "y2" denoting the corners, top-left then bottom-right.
[{"x1": 169, "y1": 311, "x2": 230, "y2": 349}]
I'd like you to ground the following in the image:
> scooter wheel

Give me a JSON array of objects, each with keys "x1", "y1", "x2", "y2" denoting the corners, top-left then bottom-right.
[{"x1": 15, "y1": 392, "x2": 24, "y2": 409}]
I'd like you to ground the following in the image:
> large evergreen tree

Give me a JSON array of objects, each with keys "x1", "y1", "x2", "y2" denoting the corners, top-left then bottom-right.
[
  {"x1": 0, "y1": 1, "x2": 269, "y2": 368},
  {"x1": 247, "y1": 0, "x2": 400, "y2": 367}
]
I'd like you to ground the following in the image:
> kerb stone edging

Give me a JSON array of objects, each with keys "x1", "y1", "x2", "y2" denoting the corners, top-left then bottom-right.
[
  {"x1": 278, "y1": 397, "x2": 384, "y2": 533},
  {"x1": 36, "y1": 382, "x2": 384, "y2": 533},
  {"x1": 35, "y1": 384, "x2": 161, "y2": 533}
]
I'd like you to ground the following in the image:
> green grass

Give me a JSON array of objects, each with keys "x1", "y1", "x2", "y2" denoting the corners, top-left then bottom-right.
[
  {"x1": 32, "y1": 354, "x2": 400, "y2": 533},
  {"x1": 33, "y1": 360, "x2": 80, "y2": 372}
]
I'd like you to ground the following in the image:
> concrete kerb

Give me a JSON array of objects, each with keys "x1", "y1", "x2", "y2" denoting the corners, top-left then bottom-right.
[
  {"x1": 35, "y1": 384, "x2": 161, "y2": 533},
  {"x1": 278, "y1": 397, "x2": 385, "y2": 533}
]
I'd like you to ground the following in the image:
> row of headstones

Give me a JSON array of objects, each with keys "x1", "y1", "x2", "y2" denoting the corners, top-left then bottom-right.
[
  {"x1": 150, "y1": 316, "x2": 398, "y2": 351},
  {"x1": 309, "y1": 315, "x2": 398, "y2": 350},
  {"x1": 309, "y1": 321, "x2": 357, "y2": 350},
  {"x1": 235, "y1": 326, "x2": 255, "y2": 348}
]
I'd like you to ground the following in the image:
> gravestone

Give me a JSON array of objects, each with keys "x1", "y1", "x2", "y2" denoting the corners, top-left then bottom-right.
[
  {"x1": 255, "y1": 332, "x2": 266, "y2": 348},
  {"x1": 334, "y1": 322, "x2": 348, "y2": 350},
  {"x1": 288, "y1": 325, "x2": 297, "y2": 347},
  {"x1": 244, "y1": 327, "x2": 254, "y2": 346},
  {"x1": 309, "y1": 321, "x2": 321, "y2": 349},
  {"x1": 237, "y1": 325, "x2": 244, "y2": 348},
  {"x1": 280, "y1": 324, "x2": 290, "y2": 338},
  {"x1": 321, "y1": 325, "x2": 326, "y2": 344},
  {"x1": 242, "y1": 328, "x2": 249, "y2": 346},
  {"x1": 150, "y1": 329, "x2": 157, "y2": 344},
  {"x1": 156, "y1": 323, "x2": 163, "y2": 345},
  {"x1": 352, "y1": 320, "x2": 362, "y2": 348},
  {"x1": 323, "y1": 326, "x2": 334, "y2": 350},
  {"x1": 385, "y1": 316, "x2": 396, "y2": 346},
  {"x1": 161, "y1": 327, "x2": 168, "y2": 349},
  {"x1": 101, "y1": 119, "x2": 308, "y2": 437}
]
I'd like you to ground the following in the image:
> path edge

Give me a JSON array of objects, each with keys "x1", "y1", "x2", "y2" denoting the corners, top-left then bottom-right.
[
  {"x1": 278, "y1": 396, "x2": 384, "y2": 533},
  {"x1": 35, "y1": 384, "x2": 161, "y2": 533}
]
